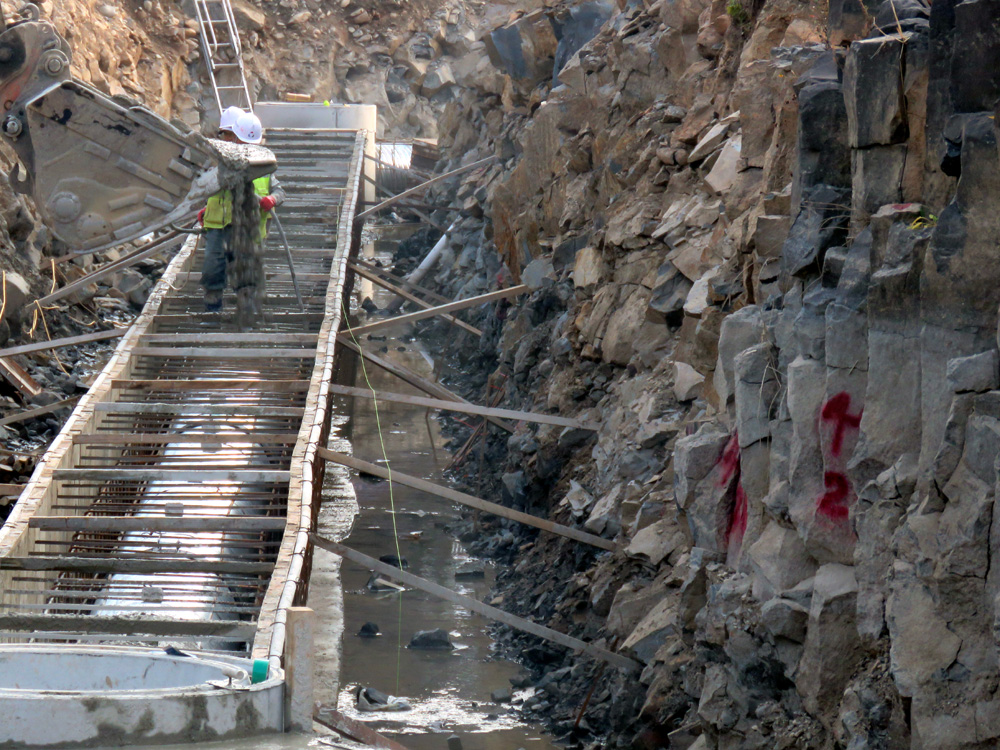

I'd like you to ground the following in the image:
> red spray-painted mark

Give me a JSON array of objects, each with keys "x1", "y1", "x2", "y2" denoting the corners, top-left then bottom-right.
[
  {"x1": 820, "y1": 392, "x2": 862, "y2": 458},
  {"x1": 817, "y1": 471, "x2": 850, "y2": 521},
  {"x1": 717, "y1": 434, "x2": 748, "y2": 546},
  {"x1": 717, "y1": 433, "x2": 741, "y2": 487}
]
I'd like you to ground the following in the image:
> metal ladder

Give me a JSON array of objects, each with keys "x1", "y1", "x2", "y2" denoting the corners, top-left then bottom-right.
[{"x1": 192, "y1": 0, "x2": 254, "y2": 114}]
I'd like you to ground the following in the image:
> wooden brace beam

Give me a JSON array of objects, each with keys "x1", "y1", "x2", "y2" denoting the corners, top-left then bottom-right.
[
  {"x1": 317, "y1": 449, "x2": 614, "y2": 551},
  {"x1": 311, "y1": 534, "x2": 638, "y2": 672}
]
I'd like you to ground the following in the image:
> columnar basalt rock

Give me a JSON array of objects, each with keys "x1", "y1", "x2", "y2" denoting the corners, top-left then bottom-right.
[{"x1": 336, "y1": 0, "x2": 1000, "y2": 746}]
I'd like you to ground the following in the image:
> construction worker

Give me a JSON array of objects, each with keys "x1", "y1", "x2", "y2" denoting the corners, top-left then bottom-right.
[{"x1": 198, "y1": 110, "x2": 285, "y2": 312}]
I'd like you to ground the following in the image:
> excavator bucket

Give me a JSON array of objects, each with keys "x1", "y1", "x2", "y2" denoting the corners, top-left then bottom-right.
[{"x1": 0, "y1": 14, "x2": 275, "y2": 252}]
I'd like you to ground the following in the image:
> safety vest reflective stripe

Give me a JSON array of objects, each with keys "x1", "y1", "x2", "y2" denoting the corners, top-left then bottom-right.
[{"x1": 203, "y1": 175, "x2": 273, "y2": 238}]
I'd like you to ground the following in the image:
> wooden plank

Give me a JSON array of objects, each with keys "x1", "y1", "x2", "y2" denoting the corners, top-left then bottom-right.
[
  {"x1": 40, "y1": 231, "x2": 183, "y2": 305},
  {"x1": 311, "y1": 534, "x2": 638, "y2": 672},
  {"x1": 0, "y1": 396, "x2": 80, "y2": 427},
  {"x1": 355, "y1": 156, "x2": 496, "y2": 222},
  {"x1": 0, "y1": 613, "x2": 256, "y2": 638},
  {"x1": 347, "y1": 262, "x2": 481, "y2": 336},
  {"x1": 351, "y1": 258, "x2": 449, "y2": 304},
  {"x1": 141, "y1": 333, "x2": 317, "y2": 344},
  {"x1": 317, "y1": 449, "x2": 614, "y2": 551},
  {"x1": 0, "y1": 329, "x2": 126, "y2": 359},
  {"x1": 111, "y1": 379, "x2": 310, "y2": 392},
  {"x1": 0, "y1": 358, "x2": 43, "y2": 397},
  {"x1": 314, "y1": 710, "x2": 414, "y2": 750},
  {"x1": 133, "y1": 347, "x2": 316, "y2": 358},
  {"x1": 0, "y1": 484, "x2": 24, "y2": 496},
  {"x1": 337, "y1": 339, "x2": 514, "y2": 432},
  {"x1": 74, "y1": 433, "x2": 299, "y2": 445},
  {"x1": 29, "y1": 516, "x2": 287, "y2": 533},
  {"x1": 342, "y1": 285, "x2": 527, "y2": 336},
  {"x1": 53, "y1": 468, "x2": 291, "y2": 482},
  {"x1": 94, "y1": 402, "x2": 303, "y2": 416},
  {"x1": 0, "y1": 556, "x2": 273, "y2": 575},
  {"x1": 328, "y1": 384, "x2": 599, "y2": 430}
]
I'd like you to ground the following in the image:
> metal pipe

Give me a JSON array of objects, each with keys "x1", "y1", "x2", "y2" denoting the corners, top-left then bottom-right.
[{"x1": 271, "y1": 212, "x2": 304, "y2": 312}]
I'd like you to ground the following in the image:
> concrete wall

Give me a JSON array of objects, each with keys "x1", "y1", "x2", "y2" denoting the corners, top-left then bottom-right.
[{"x1": 0, "y1": 645, "x2": 284, "y2": 748}]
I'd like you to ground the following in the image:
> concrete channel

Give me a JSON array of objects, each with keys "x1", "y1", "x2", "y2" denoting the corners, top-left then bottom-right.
[{"x1": 0, "y1": 104, "x2": 375, "y2": 746}]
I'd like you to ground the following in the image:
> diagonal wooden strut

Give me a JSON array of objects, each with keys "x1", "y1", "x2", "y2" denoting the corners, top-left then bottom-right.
[
  {"x1": 328, "y1": 384, "x2": 599, "y2": 431},
  {"x1": 337, "y1": 339, "x2": 515, "y2": 432},
  {"x1": 347, "y1": 261, "x2": 481, "y2": 336},
  {"x1": 341, "y1": 285, "x2": 527, "y2": 337},
  {"x1": 311, "y1": 534, "x2": 638, "y2": 672},
  {"x1": 317, "y1": 448, "x2": 614, "y2": 551}
]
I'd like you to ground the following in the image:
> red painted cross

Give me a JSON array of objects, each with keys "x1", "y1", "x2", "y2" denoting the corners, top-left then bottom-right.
[{"x1": 820, "y1": 392, "x2": 862, "y2": 458}]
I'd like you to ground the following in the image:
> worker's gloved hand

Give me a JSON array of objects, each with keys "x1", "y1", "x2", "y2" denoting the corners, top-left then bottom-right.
[
  {"x1": 197, "y1": 208, "x2": 205, "y2": 225},
  {"x1": 259, "y1": 195, "x2": 276, "y2": 212}
]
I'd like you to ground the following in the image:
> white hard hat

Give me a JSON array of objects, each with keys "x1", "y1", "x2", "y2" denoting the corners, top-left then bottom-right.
[
  {"x1": 233, "y1": 111, "x2": 263, "y2": 144},
  {"x1": 219, "y1": 106, "x2": 243, "y2": 133}
]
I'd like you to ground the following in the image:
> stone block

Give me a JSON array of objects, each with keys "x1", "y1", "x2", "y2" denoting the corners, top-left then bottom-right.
[
  {"x1": 886, "y1": 573, "x2": 961, "y2": 696},
  {"x1": 674, "y1": 425, "x2": 730, "y2": 509},
  {"x1": 622, "y1": 595, "x2": 679, "y2": 664},
  {"x1": 572, "y1": 246, "x2": 608, "y2": 289},
  {"x1": 674, "y1": 361, "x2": 705, "y2": 402},
  {"x1": 484, "y1": 10, "x2": 558, "y2": 85},
  {"x1": 688, "y1": 121, "x2": 731, "y2": 163},
  {"x1": 0, "y1": 271, "x2": 30, "y2": 318},
  {"x1": 844, "y1": 35, "x2": 908, "y2": 148},
  {"x1": 796, "y1": 564, "x2": 862, "y2": 718},
  {"x1": 585, "y1": 484, "x2": 622, "y2": 537},
  {"x1": 607, "y1": 580, "x2": 669, "y2": 639},
  {"x1": 747, "y1": 521, "x2": 817, "y2": 602},
  {"x1": 828, "y1": 0, "x2": 879, "y2": 46},
  {"x1": 625, "y1": 516, "x2": 687, "y2": 567},
  {"x1": 825, "y1": 302, "x2": 868, "y2": 372},
  {"x1": 760, "y1": 597, "x2": 809, "y2": 643},
  {"x1": 851, "y1": 145, "x2": 907, "y2": 229},
  {"x1": 231, "y1": 0, "x2": 266, "y2": 31},
  {"x1": 714, "y1": 305, "x2": 766, "y2": 407},
  {"x1": 946, "y1": 350, "x2": 999, "y2": 393},
  {"x1": 781, "y1": 185, "x2": 851, "y2": 279},
  {"x1": 951, "y1": 0, "x2": 1000, "y2": 113},
  {"x1": 734, "y1": 343, "x2": 778, "y2": 447},
  {"x1": 796, "y1": 79, "x2": 851, "y2": 190},
  {"x1": 751, "y1": 215, "x2": 791, "y2": 259},
  {"x1": 647, "y1": 262, "x2": 692, "y2": 323},
  {"x1": 704, "y1": 135, "x2": 742, "y2": 195}
]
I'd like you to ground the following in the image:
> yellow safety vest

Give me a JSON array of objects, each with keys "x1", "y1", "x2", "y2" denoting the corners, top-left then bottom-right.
[{"x1": 203, "y1": 175, "x2": 273, "y2": 238}]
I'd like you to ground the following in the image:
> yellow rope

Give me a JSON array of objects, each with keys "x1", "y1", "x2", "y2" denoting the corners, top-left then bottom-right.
[
  {"x1": 340, "y1": 296, "x2": 405, "y2": 691},
  {"x1": 0, "y1": 271, "x2": 7, "y2": 328},
  {"x1": 34, "y1": 301, "x2": 71, "y2": 376}
]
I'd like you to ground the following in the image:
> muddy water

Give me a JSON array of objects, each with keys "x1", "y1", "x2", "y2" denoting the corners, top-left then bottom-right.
[{"x1": 328, "y1": 267, "x2": 556, "y2": 750}]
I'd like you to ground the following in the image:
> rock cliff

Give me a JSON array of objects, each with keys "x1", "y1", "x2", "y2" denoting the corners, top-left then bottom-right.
[{"x1": 401, "y1": 0, "x2": 1000, "y2": 747}]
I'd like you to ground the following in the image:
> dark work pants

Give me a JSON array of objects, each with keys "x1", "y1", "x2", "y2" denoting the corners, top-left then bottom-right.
[{"x1": 202, "y1": 226, "x2": 232, "y2": 311}]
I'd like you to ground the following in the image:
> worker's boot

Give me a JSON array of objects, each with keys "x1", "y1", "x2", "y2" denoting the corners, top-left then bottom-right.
[{"x1": 204, "y1": 289, "x2": 223, "y2": 313}]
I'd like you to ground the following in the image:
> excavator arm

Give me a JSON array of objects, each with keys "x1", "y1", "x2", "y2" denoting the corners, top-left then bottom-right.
[{"x1": 0, "y1": 4, "x2": 274, "y2": 252}]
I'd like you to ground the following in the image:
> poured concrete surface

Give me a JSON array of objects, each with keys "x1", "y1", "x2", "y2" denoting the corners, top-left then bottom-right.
[{"x1": 0, "y1": 645, "x2": 284, "y2": 748}]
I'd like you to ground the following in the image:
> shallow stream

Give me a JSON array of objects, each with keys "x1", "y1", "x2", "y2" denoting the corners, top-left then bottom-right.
[{"x1": 327, "y1": 243, "x2": 556, "y2": 750}]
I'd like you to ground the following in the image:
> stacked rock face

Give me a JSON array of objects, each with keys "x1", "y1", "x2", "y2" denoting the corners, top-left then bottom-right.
[{"x1": 379, "y1": 0, "x2": 1000, "y2": 746}]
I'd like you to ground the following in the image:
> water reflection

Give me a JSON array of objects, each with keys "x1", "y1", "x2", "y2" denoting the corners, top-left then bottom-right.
[{"x1": 331, "y1": 248, "x2": 555, "y2": 750}]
